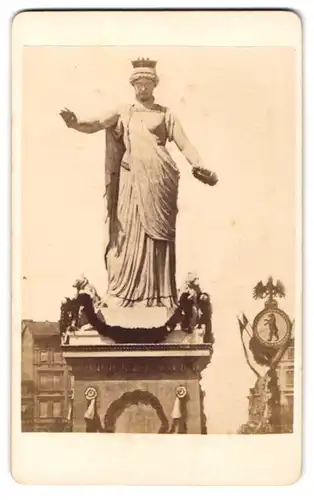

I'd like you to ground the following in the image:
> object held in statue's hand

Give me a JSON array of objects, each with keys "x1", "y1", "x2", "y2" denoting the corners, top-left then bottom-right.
[{"x1": 192, "y1": 166, "x2": 218, "y2": 186}]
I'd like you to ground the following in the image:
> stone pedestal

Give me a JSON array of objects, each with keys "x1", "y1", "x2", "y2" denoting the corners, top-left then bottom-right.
[{"x1": 62, "y1": 330, "x2": 213, "y2": 434}]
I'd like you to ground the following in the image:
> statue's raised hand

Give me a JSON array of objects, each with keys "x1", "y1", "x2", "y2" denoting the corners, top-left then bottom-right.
[{"x1": 60, "y1": 108, "x2": 78, "y2": 128}]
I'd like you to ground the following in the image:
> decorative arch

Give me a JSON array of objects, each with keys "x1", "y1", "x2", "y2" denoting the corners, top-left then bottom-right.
[{"x1": 103, "y1": 390, "x2": 169, "y2": 434}]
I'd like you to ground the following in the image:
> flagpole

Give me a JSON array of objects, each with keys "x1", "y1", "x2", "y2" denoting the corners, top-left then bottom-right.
[
  {"x1": 239, "y1": 312, "x2": 254, "y2": 336},
  {"x1": 237, "y1": 316, "x2": 261, "y2": 378}
]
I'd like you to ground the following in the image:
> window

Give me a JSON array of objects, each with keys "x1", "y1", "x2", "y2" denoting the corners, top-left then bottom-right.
[
  {"x1": 39, "y1": 401, "x2": 49, "y2": 418},
  {"x1": 39, "y1": 373, "x2": 52, "y2": 389},
  {"x1": 52, "y1": 401, "x2": 62, "y2": 418},
  {"x1": 69, "y1": 375, "x2": 75, "y2": 390},
  {"x1": 21, "y1": 402, "x2": 33, "y2": 419},
  {"x1": 39, "y1": 350, "x2": 49, "y2": 363},
  {"x1": 52, "y1": 374, "x2": 61, "y2": 389},
  {"x1": 286, "y1": 369, "x2": 294, "y2": 387},
  {"x1": 53, "y1": 351, "x2": 62, "y2": 364},
  {"x1": 286, "y1": 395, "x2": 294, "y2": 412},
  {"x1": 39, "y1": 372, "x2": 63, "y2": 390}
]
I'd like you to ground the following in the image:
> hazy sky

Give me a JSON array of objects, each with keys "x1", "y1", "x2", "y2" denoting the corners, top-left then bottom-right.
[{"x1": 21, "y1": 46, "x2": 297, "y2": 433}]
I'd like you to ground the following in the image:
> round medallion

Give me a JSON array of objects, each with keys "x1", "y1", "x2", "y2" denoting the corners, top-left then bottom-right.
[
  {"x1": 85, "y1": 387, "x2": 97, "y2": 401},
  {"x1": 252, "y1": 308, "x2": 292, "y2": 348},
  {"x1": 176, "y1": 386, "x2": 187, "y2": 399}
]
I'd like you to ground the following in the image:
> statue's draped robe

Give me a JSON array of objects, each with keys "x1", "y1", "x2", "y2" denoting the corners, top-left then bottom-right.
[{"x1": 105, "y1": 105, "x2": 179, "y2": 308}]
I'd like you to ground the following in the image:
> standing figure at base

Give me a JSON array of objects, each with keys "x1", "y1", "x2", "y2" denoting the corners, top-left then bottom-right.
[{"x1": 60, "y1": 58, "x2": 218, "y2": 310}]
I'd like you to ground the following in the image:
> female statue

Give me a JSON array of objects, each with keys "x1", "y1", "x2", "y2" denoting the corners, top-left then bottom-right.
[{"x1": 60, "y1": 58, "x2": 218, "y2": 311}]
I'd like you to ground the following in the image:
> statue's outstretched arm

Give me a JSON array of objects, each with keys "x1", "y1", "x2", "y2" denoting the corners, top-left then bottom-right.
[
  {"x1": 172, "y1": 117, "x2": 218, "y2": 186},
  {"x1": 60, "y1": 107, "x2": 120, "y2": 134},
  {"x1": 172, "y1": 118, "x2": 203, "y2": 167}
]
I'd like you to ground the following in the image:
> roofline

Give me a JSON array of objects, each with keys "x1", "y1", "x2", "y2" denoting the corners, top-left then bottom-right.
[{"x1": 21, "y1": 320, "x2": 60, "y2": 337}]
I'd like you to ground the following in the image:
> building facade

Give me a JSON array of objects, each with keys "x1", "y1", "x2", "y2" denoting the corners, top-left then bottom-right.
[
  {"x1": 239, "y1": 338, "x2": 295, "y2": 434},
  {"x1": 276, "y1": 338, "x2": 295, "y2": 432},
  {"x1": 21, "y1": 320, "x2": 73, "y2": 432}
]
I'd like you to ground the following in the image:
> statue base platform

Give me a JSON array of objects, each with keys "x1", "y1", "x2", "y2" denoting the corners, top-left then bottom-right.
[
  {"x1": 64, "y1": 324, "x2": 207, "y2": 346},
  {"x1": 97, "y1": 303, "x2": 173, "y2": 328},
  {"x1": 62, "y1": 329, "x2": 213, "y2": 434}
]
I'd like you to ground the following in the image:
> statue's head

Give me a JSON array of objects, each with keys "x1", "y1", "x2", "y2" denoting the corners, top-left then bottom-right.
[{"x1": 130, "y1": 58, "x2": 159, "y2": 101}]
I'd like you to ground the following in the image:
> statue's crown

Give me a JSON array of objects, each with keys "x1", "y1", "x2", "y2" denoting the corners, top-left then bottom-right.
[{"x1": 131, "y1": 57, "x2": 157, "y2": 69}]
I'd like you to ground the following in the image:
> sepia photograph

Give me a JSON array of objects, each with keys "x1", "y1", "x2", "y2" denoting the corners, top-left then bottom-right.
[{"x1": 12, "y1": 10, "x2": 302, "y2": 485}]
